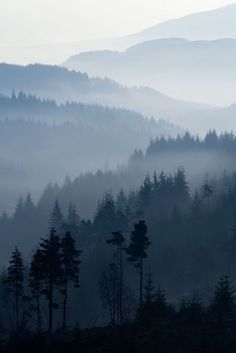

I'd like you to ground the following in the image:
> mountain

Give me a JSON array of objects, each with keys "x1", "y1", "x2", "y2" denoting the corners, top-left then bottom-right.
[
  {"x1": 1, "y1": 3, "x2": 236, "y2": 65},
  {"x1": 0, "y1": 92, "x2": 179, "y2": 215},
  {"x1": 64, "y1": 38, "x2": 236, "y2": 106},
  {"x1": 0, "y1": 63, "x2": 209, "y2": 130},
  {"x1": 134, "y1": 3, "x2": 236, "y2": 42}
]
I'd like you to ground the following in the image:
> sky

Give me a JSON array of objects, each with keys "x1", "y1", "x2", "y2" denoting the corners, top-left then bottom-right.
[{"x1": 0, "y1": 0, "x2": 235, "y2": 47}]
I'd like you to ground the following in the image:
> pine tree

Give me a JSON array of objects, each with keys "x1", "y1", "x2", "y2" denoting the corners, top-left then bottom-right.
[
  {"x1": 230, "y1": 214, "x2": 236, "y2": 272},
  {"x1": 137, "y1": 175, "x2": 152, "y2": 213},
  {"x1": 50, "y1": 199, "x2": 64, "y2": 232},
  {"x1": 94, "y1": 191, "x2": 117, "y2": 239},
  {"x1": 39, "y1": 228, "x2": 62, "y2": 333},
  {"x1": 63, "y1": 203, "x2": 80, "y2": 241},
  {"x1": 211, "y1": 276, "x2": 235, "y2": 325},
  {"x1": 202, "y1": 180, "x2": 213, "y2": 209},
  {"x1": 29, "y1": 249, "x2": 44, "y2": 332},
  {"x1": 116, "y1": 189, "x2": 127, "y2": 213},
  {"x1": 187, "y1": 290, "x2": 203, "y2": 324},
  {"x1": 14, "y1": 196, "x2": 24, "y2": 222},
  {"x1": 136, "y1": 270, "x2": 156, "y2": 322},
  {"x1": 191, "y1": 191, "x2": 202, "y2": 217},
  {"x1": 67, "y1": 203, "x2": 80, "y2": 227},
  {"x1": 144, "y1": 270, "x2": 155, "y2": 304},
  {"x1": 24, "y1": 193, "x2": 35, "y2": 214},
  {"x1": 4, "y1": 247, "x2": 24, "y2": 330},
  {"x1": 126, "y1": 220, "x2": 150, "y2": 307},
  {"x1": 154, "y1": 286, "x2": 168, "y2": 318},
  {"x1": 107, "y1": 231, "x2": 126, "y2": 325},
  {"x1": 61, "y1": 231, "x2": 82, "y2": 329},
  {"x1": 174, "y1": 167, "x2": 190, "y2": 208}
]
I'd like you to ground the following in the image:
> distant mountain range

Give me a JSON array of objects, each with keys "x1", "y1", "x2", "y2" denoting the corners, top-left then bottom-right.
[
  {"x1": 2, "y1": 63, "x2": 236, "y2": 133},
  {"x1": 0, "y1": 63, "x2": 208, "y2": 131},
  {"x1": 134, "y1": 3, "x2": 236, "y2": 42},
  {"x1": 0, "y1": 91, "x2": 179, "y2": 214},
  {"x1": 1, "y1": 3, "x2": 236, "y2": 65},
  {"x1": 64, "y1": 37, "x2": 236, "y2": 106}
]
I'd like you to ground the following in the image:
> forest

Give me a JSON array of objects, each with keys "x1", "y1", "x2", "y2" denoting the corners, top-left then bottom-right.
[
  {"x1": 0, "y1": 91, "x2": 177, "y2": 214},
  {"x1": 0, "y1": 165, "x2": 236, "y2": 351},
  {"x1": 2, "y1": 3, "x2": 236, "y2": 351}
]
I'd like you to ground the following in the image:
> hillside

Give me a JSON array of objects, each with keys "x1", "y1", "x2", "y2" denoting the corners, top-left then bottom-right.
[
  {"x1": 0, "y1": 63, "x2": 208, "y2": 128},
  {"x1": 135, "y1": 3, "x2": 236, "y2": 41},
  {"x1": 0, "y1": 92, "x2": 178, "y2": 214},
  {"x1": 64, "y1": 38, "x2": 236, "y2": 106}
]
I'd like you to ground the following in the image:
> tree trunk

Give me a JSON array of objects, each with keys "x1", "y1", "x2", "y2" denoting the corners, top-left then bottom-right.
[
  {"x1": 16, "y1": 293, "x2": 19, "y2": 330},
  {"x1": 37, "y1": 289, "x2": 41, "y2": 332},
  {"x1": 48, "y1": 280, "x2": 53, "y2": 334},
  {"x1": 119, "y1": 248, "x2": 123, "y2": 325},
  {"x1": 140, "y1": 256, "x2": 143, "y2": 308},
  {"x1": 62, "y1": 277, "x2": 68, "y2": 330}
]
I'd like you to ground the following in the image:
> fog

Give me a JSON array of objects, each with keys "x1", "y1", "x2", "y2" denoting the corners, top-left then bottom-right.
[
  {"x1": 1, "y1": 3, "x2": 236, "y2": 340},
  {"x1": 64, "y1": 38, "x2": 236, "y2": 106}
]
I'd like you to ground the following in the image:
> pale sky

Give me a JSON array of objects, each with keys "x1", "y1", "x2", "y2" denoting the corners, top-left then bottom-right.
[{"x1": 0, "y1": 0, "x2": 235, "y2": 47}]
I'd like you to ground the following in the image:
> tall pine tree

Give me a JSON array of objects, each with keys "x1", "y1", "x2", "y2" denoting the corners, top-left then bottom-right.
[
  {"x1": 29, "y1": 249, "x2": 44, "y2": 332},
  {"x1": 39, "y1": 228, "x2": 62, "y2": 333},
  {"x1": 107, "y1": 231, "x2": 126, "y2": 325},
  {"x1": 61, "y1": 231, "x2": 82, "y2": 329},
  {"x1": 4, "y1": 247, "x2": 24, "y2": 330},
  {"x1": 126, "y1": 220, "x2": 150, "y2": 307}
]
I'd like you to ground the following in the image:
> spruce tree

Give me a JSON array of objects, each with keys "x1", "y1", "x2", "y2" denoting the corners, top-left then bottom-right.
[
  {"x1": 126, "y1": 220, "x2": 150, "y2": 307},
  {"x1": 174, "y1": 167, "x2": 190, "y2": 208},
  {"x1": 39, "y1": 228, "x2": 62, "y2": 333},
  {"x1": 5, "y1": 247, "x2": 24, "y2": 330},
  {"x1": 50, "y1": 199, "x2": 64, "y2": 232},
  {"x1": 29, "y1": 249, "x2": 44, "y2": 332},
  {"x1": 191, "y1": 191, "x2": 202, "y2": 217},
  {"x1": 154, "y1": 286, "x2": 168, "y2": 319},
  {"x1": 202, "y1": 182, "x2": 213, "y2": 209},
  {"x1": 186, "y1": 290, "x2": 203, "y2": 324},
  {"x1": 61, "y1": 231, "x2": 82, "y2": 329},
  {"x1": 144, "y1": 270, "x2": 155, "y2": 304},
  {"x1": 211, "y1": 276, "x2": 235, "y2": 325},
  {"x1": 63, "y1": 203, "x2": 80, "y2": 241},
  {"x1": 137, "y1": 175, "x2": 152, "y2": 213},
  {"x1": 107, "y1": 231, "x2": 126, "y2": 325},
  {"x1": 137, "y1": 270, "x2": 156, "y2": 322},
  {"x1": 116, "y1": 189, "x2": 127, "y2": 213},
  {"x1": 67, "y1": 203, "x2": 80, "y2": 227}
]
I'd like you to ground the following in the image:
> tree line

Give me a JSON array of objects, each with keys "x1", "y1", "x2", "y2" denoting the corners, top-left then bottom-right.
[{"x1": 1, "y1": 168, "x2": 236, "y2": 329}]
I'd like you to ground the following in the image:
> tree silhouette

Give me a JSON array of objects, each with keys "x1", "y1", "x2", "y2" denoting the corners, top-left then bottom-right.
[
  {"x1": 61, "y1": 231, "x2": 82, "y2": 329},
  {"x1": 50, "y1": 199, "x2": 64, "y2": 232},
  {"x1": 39, "y1": 228, "x2": 62, "y2": 333},
  {"x1": 4, "y1": 247, "x2": 24, "y2": 330},
  {"x1": 29, "y1": 249, "x2": 44, "y2": 332},
  {"x1": 137, "y1": 175, "x2": 152, "y2": 213},
  {"x1": 180, "y1": 290, "x2": 203, "y2": 325},
  {"x1": 107, "y1": 231, "x2": 126, "y2": 325},
  {"x1": 116, "y1": 189, "x2": 127, "y2": 213},
  {"x1": 144, "y1": 270, "x2": 155, "y2": 304},
  {"x1": 99, "y1": 265, "x2": 119, "y2": 326},
  {"x1": 210, "y1": 276, "x2": 235, "y2": 326},
  {"x1": 62, "y1": 204, "x2": 80, "y2": 244},
  {"x1": 202, "y1": 182, "x2": 213, "y2": 209},
  {"x1": 126, "y1": 220, "x2": 150, "y2": 307},
  {"x1": 137, "y1": 270, "x2": 155, "y2": 322},
  {"x1": 67, "y1": 203, "x2": 80, "y2": 227}
]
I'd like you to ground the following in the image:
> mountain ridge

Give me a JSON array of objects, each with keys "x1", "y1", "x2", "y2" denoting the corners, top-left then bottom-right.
[
  {"x1": 64, "y1": 37, "x2": 236, "y2": 106},
  {"x1": 2, "y1": 3, "x2": 236, "y2": 65}
]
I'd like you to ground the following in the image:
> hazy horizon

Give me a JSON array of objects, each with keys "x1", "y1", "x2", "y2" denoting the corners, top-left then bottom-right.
[{"x1": 0, "y1": 0, "x2": 235, "y2": 48}]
